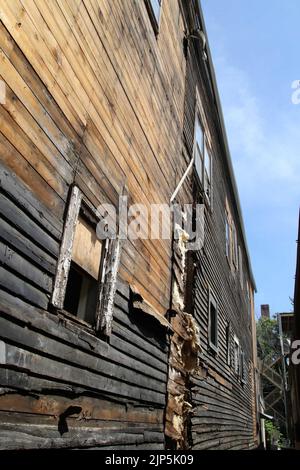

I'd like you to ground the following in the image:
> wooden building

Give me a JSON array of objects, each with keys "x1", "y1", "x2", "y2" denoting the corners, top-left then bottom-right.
[
  {"x1": 289, "y1": 214, "x2": 300, "y2": 449},
  {"x1": 0, "y1": 0, "x2": 258, "y2": 449}
]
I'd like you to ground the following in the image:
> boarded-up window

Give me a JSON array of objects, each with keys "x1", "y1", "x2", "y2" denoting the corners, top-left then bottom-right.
[{"x1": 72, "y1": 216, "x2": 102, "y2": 280}]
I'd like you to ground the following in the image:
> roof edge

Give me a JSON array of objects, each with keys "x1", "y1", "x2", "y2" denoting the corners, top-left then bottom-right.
[{"x1": 197, "y1": 1, "x2": 257, "y2": 292}]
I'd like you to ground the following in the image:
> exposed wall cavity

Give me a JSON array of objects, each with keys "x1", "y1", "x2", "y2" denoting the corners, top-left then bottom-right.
[{"x1": 165, "y1": 219, "x2": 201, "y2": 449}]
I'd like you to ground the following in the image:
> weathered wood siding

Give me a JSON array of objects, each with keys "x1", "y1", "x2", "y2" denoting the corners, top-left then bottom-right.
[
  {"x1": 0, "y1": 151, "x2": 168, "y2": 449},
  {"x1": 0, "y1": 0, "x2": 258, "y2": 450},
  {"x1": 179, "y1": 7, "x2": 258, "y2": 449},
  {"x1": 0, "y1": 0, "x2": 188, "y2": 315},
  {"x1": 0, "y1": 0, "x2": 187, "y2": 449}
]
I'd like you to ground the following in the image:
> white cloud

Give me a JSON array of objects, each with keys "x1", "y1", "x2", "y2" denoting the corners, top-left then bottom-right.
[{"x1": 214, "y1": 57, "x2": 300, "y2": 210}]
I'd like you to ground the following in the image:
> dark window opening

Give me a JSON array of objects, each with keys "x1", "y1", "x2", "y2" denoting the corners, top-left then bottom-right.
[
  {"x1": 241, "y1": 350, "x2": 246, "y2": 384},
  {"x1": 208, "y1": 292, "x2": 218, "y2": 352},
  {"x1": 234, "y1": 337, "x2": 240, "y2": 375},
  {"x1": 226, "y1": 324, "x2": 231, "y2": 366},
  {"x1": 64, "y1": 262, "x2": 98, "y2": 325},
  {"x1": 63, "y1": 213, "x2": 103, "y2": 326}
]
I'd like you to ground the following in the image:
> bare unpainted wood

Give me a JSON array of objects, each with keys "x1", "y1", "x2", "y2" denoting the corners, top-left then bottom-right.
[
  {"x1": 51, "y1": 185, "x2": 82, "y2": 309},
  {"x1": 72, "y1": 215, "x2": 103, "y2": 280},
  {"x1": 96, "y1": 237, "x2": 122, "y2": 336},
  {"x1": 131, "y1": 284, "x2": 173, "y2": 331}
]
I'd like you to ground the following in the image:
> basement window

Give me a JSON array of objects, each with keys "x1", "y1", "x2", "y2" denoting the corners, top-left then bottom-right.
[
  {"x1": 145, "y1": 0, "x2": 162, "y2": 35},
  {"x1": 208, "y1": 290, "x2": 218, "y2": 352}
]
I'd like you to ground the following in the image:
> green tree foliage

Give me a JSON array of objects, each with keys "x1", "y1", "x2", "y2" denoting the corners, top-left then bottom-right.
[
  {"x1": 265, "y1": 419, "x2": 283, "y2": 448},
  {"x1": 256, "y1": 317, "x2": 281, "y2": 362}
]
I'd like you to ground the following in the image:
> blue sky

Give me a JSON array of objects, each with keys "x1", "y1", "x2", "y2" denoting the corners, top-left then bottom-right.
[{"x1": 201, "y1": 0, "x2": 300, "y2": 317}]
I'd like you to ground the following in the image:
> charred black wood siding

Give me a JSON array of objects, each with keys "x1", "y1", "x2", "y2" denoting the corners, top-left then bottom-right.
[{"x1": 0, "y1": 164, "x2": 168, "y2": 450}]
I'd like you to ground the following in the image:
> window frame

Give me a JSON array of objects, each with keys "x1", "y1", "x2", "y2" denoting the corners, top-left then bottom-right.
[
  {"x1": 225, "y1": 209, "x2": 231, "y2": 263},
  {"x1": 194, "y1": 112, "x2": 204, "y2": 187},
  {"x1": 203, "y1": 138, "x2": 212, "y2": 205},
  {"x1": 226, "y1": 323, "x2": 231, "y2": 366},
  {"x1": 246, "y1": 280, "x2": 252, "y2": 319},
  {"x1": 238, "y1": 245, "x2": 244, "y2": 289},
  {"x1": 193, "y1": 109, "x2": 213, "y2": 207},
  {"x1": 240, "y1": 349, "x2": 246, "y2": 384},
  {"x1": 51, "y1": 185, "x2": 122, "y2": 337},
  {"x1": 144, "y1": 0, "x2": 163, "y2": 35},
  {"x1": 233, "y1": 335, "x2": 240, "y2": 376},
  {"x1": 208, "y1": 289, "x2": 218, "y2": 353},
  {"x1": 232, "y1": 222, "x2": 238, "y2": 269}
]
